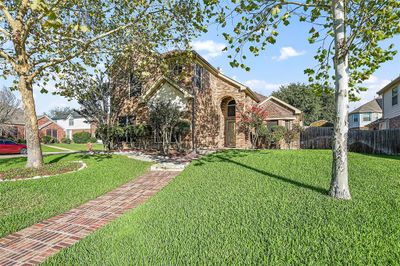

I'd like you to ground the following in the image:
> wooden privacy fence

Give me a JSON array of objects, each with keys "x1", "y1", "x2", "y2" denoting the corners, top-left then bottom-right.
[{"x1": 301, "y1": 127, "x2": 400, "y2": 155}]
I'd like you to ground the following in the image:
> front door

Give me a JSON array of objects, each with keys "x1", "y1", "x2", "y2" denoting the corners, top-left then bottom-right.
[{"x1": 226, "y1": 120, "x2": 236, "y2": 147}]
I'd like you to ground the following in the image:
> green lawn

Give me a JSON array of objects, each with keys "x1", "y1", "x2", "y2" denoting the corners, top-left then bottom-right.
[
  {"x1": 49, "y1": 143, "x2": 104, "y2": 151},
  {"x1": 41, "y1": 144, "x2": 65, "y2": 153},
  {"x1": 0, "y1": 154, "x2": 151, "y2": 238},
  {"x1": 45, "y1": 150, "x2": 400, "y2": 265}
]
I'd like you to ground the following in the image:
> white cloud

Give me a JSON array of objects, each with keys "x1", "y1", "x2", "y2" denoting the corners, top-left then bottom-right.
[
  {"x1": 190, "y1": 40, "x2": 226, "y2": 59},
  {"x1": 244, "y1": 79, "x2": 284, "y2": 96},
  {"x1": 272, "y1": 46, "x2": 305, "y2": 61},
  {"x1": 349, "y1": 75, "x2": 390, "y2": 110}
]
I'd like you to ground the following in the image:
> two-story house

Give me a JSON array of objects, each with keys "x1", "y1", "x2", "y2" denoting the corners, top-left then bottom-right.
[
  {"x1": 348, "y1": 98, "x2": 383, "y2": 130},
  {"x1": 377, "y1": 76, "x2": 400, "y2": 129},
  {"x1": 116, "y1": 50, "x2": 303, "y2": 150},
  {"x1": 53, "y1": 111, "x2": 96, "y2": 140}
]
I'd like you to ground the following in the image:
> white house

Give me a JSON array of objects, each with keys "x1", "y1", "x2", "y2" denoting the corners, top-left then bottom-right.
[
  {"x1": 348, "y1": 98, "x2": 383, "y2": 130},
  {"x1": 53, "y1": 111, "x2": 95, "y2": 139},
  {"x1": 377, "y1": 76, "x2": 400, "y2": 129}
]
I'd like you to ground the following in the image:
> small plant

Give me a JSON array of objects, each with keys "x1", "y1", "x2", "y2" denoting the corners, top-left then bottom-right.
[
  {"x1": 173, "y1": 120, "x2": 191, "y2": 152},
  {"x1": 41, "y1": 135, "x2": 57, "y2": 144},
  {"x1": 239, "y1": 104, "x2": 268, "y2": 149},
  {"x1": 89, "y1": 137, "x2": 98, "y2": 143},
  {"x1": 73, "y1": 132, "x2": 91, "y2": 144},
  {"x1": 61, "y1": 137, "x2": 71, "y2": 144},
  {"x1": 17, "y1": 139, "x2": 26, "y2": 144}
]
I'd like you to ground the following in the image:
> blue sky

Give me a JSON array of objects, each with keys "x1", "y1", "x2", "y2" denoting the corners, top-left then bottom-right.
[{"x1": 3, "y1": 18, "x2": 400, "y2": 114}]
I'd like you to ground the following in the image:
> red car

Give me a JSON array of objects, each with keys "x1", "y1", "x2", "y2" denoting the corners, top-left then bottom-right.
[{"x1": 0, "y1": 139, "x2": 27, "y2": 154}]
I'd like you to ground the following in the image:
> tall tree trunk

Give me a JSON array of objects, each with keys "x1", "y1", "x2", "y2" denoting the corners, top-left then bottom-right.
[
  {"x1": 330, "y1": 0, "x2": 351, "y2": 200},
  {"x1": 19, "y1": 76, "x2": 43, "y2": 168}
]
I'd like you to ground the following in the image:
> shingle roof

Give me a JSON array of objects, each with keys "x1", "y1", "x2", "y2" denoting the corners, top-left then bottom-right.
[
  {"x1": 350, "y1": 98, "x2": 383, "y2": 114},
  {"x1": 4, "y1": 108, "x2": 25, "y2": 125},
  {"x1": 52, "y1": 111, "x2": 83, "y2": 120}
]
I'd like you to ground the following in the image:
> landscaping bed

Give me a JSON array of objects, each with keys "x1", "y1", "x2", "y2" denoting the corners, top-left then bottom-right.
[
  {"x1": 45, "y1": 150, "x2": 400, "y2": 265},
  {"x1": 0, "y1": 161, "x2": 83, "y2": 181}
]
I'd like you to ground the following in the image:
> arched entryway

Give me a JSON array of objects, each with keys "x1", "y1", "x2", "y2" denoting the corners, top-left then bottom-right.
[{"x1": 221, "y1": 97, "x2": 236, "y2": 147}]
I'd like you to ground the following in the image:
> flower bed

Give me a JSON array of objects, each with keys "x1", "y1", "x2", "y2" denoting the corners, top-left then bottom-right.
[{"x1": 0, "y1": 161, "x2": 84, "y2": 181}]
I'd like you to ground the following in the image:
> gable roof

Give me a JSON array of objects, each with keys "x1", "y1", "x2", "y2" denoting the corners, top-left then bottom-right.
[
  {"x1": 38, "y1": 115, "x2": 65, "y2": 130},
  {"x1": 52, "y1": 111, "x2": 83, "y2": 120},
  {"x1": 349, "y1": 98, "x2": 382, "y2": 114},
  {"x1": 163, "y1": 50, "x2": 260, "y2": 103},
  {"x1": 140, "y1": 76, "x2": 193, "y2": 102},
  {"x1": 377, "y1": 75, "x2": 400, "y2": 95},
  {"x1": 258, "y1": 96, "x2": 302, "y2": 114},
  {"x1": 3, "y1": 108, "x2": 25, "y2": 125}
]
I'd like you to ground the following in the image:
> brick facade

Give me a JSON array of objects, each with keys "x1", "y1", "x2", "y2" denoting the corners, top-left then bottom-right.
[
  {"x1": 117, "y1": 51, "x2": 303, "y2": 150},
  {"x1": 37, "y1": 116, "x2": 65, "y2": 142}
]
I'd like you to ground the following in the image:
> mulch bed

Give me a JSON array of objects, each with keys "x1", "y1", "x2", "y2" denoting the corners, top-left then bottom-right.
[{"x1": 0, "y1": 161, "x2": 82, "y2": 181}]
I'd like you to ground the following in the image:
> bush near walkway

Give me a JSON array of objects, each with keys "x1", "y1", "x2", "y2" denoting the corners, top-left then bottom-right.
[{"x1": 46, "y1": 150, "x2": 400, "y2": 265}]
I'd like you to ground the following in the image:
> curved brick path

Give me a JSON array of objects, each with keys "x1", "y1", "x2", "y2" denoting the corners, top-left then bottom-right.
[{"x1": 0, "y1": 171, "x2": 178, "y2": 266}]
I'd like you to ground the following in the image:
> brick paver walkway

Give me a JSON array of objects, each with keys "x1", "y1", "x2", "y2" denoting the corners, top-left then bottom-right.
[{"x1": 0, "y1": 171, "x2": 178, "y2": 266}]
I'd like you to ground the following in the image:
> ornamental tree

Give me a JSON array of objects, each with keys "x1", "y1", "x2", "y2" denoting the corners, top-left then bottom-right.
[
  {"x1": 239, "y1": 104, "x2": 268, "y2": 149},
  {"x1": 205, "y1": 0, "x2": 400, "y2": 199},
  {"x1": 0, "y1": 0, "x2": 204, "y2": 168}
]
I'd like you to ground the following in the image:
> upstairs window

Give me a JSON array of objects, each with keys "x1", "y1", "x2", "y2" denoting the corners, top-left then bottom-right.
[
  {"x1": 69, "y1": 118, "x2": 74, "y2": 126},
  {"x1": 193, "y1": 64, "x2": 203, "y2": 89},
  {"x1": 118, "y1": 116, "x2": 135, "y2": 127},
  {"x1": 129, "y1": 73, "x2": 142, "y2": 97},
  {"x1": 392, "y1": 87, "x2": 398, "y2": 106},
  {"x1": 363, "y1": 113, "x2": 372, "y2": 122},
  {"x1": 172, "y1": 63, "x2": 183, "y2": 76}
]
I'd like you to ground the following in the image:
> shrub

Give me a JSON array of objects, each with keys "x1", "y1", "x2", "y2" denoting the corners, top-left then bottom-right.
[
  {"x1": 61, "y1": 137, "x2": 71, "y2": 144},
  {"x1": 89, "y1": 137, "x2": 98, "y2": 143},
  {"x1": 42, "y1": 135, "x2": 57, "y2": 144},
  {"x1": 17, "y1": 139, "x2": 26, "y2": 144},
  {"x1": 72, "y1": 131, "x2": 91, "y2": 143}
]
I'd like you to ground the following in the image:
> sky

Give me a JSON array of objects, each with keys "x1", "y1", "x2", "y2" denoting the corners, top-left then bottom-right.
[{"x1": 2, "y1": 16, "x2": 400, "y2": 115}]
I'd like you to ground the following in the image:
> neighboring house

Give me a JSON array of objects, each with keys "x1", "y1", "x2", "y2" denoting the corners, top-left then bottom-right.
[
  {"x1": 52, "y1": 111, "x2": 96, "y2": 139},
  {"x1": 377, "y1": 76, "x2": 400, "y2": 129},
  {"x1": 0, "y1": 108, "x2": 25, "y2": 140},
  {"x1": 37, "y1": 115, "x2": 65, "y2": 142},
  {"x1": 116, "y1": 50, "x2": 303, "y2": 150},
  {"x1": 348, "y1": 98, "x2": 383, "y2": 130}
]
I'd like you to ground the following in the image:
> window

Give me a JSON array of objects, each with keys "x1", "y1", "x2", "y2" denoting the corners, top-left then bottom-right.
[
  {"x1": 46, "y1": 129, "x2": 57, "y2": 139},
  {"x1": 227, "y1": 100, "x2": 236, "y2": 117},
  {"x1": 118, "y1": 116, "x2": 135, "y2": 127},
  {"x1": 353, "y1": 115, "x2": 359, "y2": 123},
  {"x1": 363, "y1": 113, "x2": 372, "y2": 122},
  {"x1": 285, "y1": 120, "x2": 293, "y2": 129},
  {"x1": 172, "y1": 63, "x2": 183, "y2": 76},
  {"x1": 267, "y1": 121, "x2": 278, "y2": 129},
  {"x1": 392, "y1": 87, "x2": 398, "y2": 106},
  {"x1": 193, "y1": 64, "x2": 203, "y2": 89},
  {"x1": 128, "y1": 73, "x2": 142, "y2": 97},
  {"x1": 5, "y1": 140, "x2": 16, "y2": 144},
  {"x1": 69, "y1": 118, "x2": 74, "y2": 126}
]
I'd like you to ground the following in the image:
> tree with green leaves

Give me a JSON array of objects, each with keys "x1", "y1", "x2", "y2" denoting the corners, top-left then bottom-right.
[
  {"x1": 0, "y1": 0, "x2": 204, "y2": 168},
  {"x1": 205, "y1": 0, "x2": 399, "y2": 199},
  {"x1": 272, "y1": 83, "x2": 335, "y2": 125}
]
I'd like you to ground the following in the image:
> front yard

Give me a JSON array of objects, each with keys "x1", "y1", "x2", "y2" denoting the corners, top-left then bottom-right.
[
  {"x1": 0, "y1": 154, "x2": 151, "y2": 238},
  {"x1": 43, "y1": 150, "x2": 400, "y2": 265}
]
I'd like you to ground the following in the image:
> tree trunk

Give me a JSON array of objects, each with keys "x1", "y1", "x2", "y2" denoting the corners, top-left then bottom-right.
[
  {"x1": 19, "y1": 76, "x2": 43, "y2": 168},
  {"x1": 330, "y1": 0, "x2": 351, "y2": 200}
]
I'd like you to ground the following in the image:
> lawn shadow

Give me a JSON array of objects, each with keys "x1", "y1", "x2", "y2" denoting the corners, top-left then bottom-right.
[
  {"x1": 47, "y1": 153, "x2": 76, "y2": 164},
  {"x1": 76, "y1": 152, "x2": 113, "y2": 162},
  {"x1": 194, "y1": 150, "x2": 328, "y2": 196}
]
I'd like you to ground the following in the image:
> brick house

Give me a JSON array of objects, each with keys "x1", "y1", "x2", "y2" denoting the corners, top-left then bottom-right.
[
  {"x1": 37, "y1": 115, "x2": 65, "y2": 142},
  {"x1": 116, "y1": 51, "x2": 303, "y2": 150},
  {"x1": 377, "y1": 76, "x2": 400, "y2": 129},
  {"x1": 0, "y1": 108, "x2": 25, "y2": 140}
]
